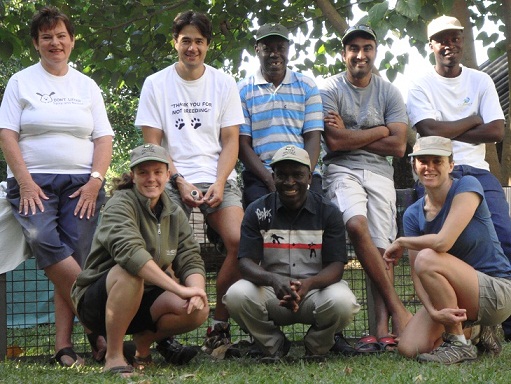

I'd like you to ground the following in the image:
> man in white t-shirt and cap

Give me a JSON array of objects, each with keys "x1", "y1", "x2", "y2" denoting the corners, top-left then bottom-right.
[
  {"x1": 135, "y1": 10, "x2": 245, "y2": 359},
  {"x1": 407, "y1": 14, "x2": 511, "y2": 344}
]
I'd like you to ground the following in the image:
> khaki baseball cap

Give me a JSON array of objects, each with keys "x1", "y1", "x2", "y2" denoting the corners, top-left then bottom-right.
[
  {"x1": 409, "y1": 136, "x2": 453, "y2": 157},
  {"x1": 130, "y1": 144, "x2": 170, "y2": 168},
  {"x1": 427, "y1": 15, "x2": 464, "y2": 40},
  {"x1": 256, "y1": 23, "x2": 290, "y2": 42},
  {"x1": 270, "y1": 145, "x2": 311, "y2": 169}
]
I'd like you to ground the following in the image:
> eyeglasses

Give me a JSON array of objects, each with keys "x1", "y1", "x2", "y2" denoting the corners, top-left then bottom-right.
[{"x1": 341, "y1": 24, "x2": 377, "y2": 43}]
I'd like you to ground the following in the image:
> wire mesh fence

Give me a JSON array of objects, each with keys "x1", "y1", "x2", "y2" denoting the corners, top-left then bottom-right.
[{"x1": 3, "y1": 189, "x2": 422, "y2": 359}]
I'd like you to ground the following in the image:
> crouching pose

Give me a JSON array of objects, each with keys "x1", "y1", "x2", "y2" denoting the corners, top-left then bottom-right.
[
  {"x1": 224, "y1": 145, "x2": 360, "y2": 362},
  {"x1": 384, "y1": 136, "x2": 511, "y2": 364},
  {"x1": 71, "y1": 144, "x2": 209, "y2": 377}
]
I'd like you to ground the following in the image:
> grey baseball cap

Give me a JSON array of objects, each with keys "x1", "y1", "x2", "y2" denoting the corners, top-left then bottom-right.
[
  {"x1": 256, "y1": 23, "x2": 290, "y2": 42},
  {"x1": 130, "y1": 144, "x2": 170, "y2": 168}
]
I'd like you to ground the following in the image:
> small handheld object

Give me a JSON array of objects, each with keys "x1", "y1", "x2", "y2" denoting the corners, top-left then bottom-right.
[{"x1": 191, "y1": 190, "x2": 200, "y2": 200}]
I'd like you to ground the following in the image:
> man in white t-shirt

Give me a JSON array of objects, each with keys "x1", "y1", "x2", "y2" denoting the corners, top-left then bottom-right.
[
  {"x1": 407, "y1": 15, "x2": 511, "y2": 343},
  {"x1": 135, "y1": 10, "x2": 245, "y2": 358}
]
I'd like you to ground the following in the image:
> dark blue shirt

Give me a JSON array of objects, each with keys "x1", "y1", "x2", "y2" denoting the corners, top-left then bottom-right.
[{"x1": 404, "y1": 176, "x2": 511, "y2": 278}]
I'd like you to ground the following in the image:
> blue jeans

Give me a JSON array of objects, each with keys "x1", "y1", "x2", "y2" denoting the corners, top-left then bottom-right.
[
  {"x1": 451, "y1": 165, "x2": 511, "y2": 260},
  {"x1": 6, "y1": 174, "x2": 105, "y2": 269}
]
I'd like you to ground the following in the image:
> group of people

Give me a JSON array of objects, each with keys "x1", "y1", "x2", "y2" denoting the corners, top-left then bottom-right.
[{"x1": 0, "y1": 5, "x2": 510, "y2": 378}]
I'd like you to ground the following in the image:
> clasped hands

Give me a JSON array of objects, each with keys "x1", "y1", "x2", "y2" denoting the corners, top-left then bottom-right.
[{"x1": 273, "y1": 276, "x2": 302, "y2": 313}]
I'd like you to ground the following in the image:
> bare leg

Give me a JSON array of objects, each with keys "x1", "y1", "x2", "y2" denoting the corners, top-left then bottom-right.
[
  {"x1": 103, "y1": 265, "x2": 144, "y2": 373},
  {"x1": 102, "y1": 264, "x2": 208, "y2": 375},
  {"x1": 45, "y1": 256, "x2": 84, "y2": 366},
  {"x1": 133, "y1": 291, "x2": 209, "y2": 357},
  {"x1": 399, "y1": 249, "x2": 480, "y2": 357},
  {"x1": 414, "y1": 248, "x2": 479, "y2": 335},
  {"x1": 206, "y1": 206, "x2": 243, "y2": 322},
  {"x1": 346, "y1": 216, "x2": 411, "y2": 337}
]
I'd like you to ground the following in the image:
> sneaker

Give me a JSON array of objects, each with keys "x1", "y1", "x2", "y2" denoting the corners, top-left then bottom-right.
[
  {"x1": 417, "y1": 333, "x2": 478, "y2": 364},
  {"x1": 260, "y1": 337, "x2": 291, "y2": 364},
  {"x1": 203, "y1": 322, "x2": 240, "y2": 358},
  {"x1": 156, "y1": 337, "x2": 198, "y2": 365},
  {"x1": 476, "y1": 325, "x2": 502, "y2": 356},
  {"x1": 303, "y1": 345, "x2": 327, "y2": 362},
  {"x1": 330, "y1": 333, "x2": 359, "y2": 356}
]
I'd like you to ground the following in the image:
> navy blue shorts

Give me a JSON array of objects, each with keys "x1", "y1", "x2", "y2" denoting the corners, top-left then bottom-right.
[
  {"x1": 77, "y1": 271, "x2": 165, "y2": 336},
  {"x1": 6, "y1": 174, "x2": 105, "y2": 269}
]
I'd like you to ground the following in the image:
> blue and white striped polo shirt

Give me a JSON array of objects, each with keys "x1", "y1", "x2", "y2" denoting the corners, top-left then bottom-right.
[{"x1": 238, "y1": 69, "x2": 324, "y2": 170}]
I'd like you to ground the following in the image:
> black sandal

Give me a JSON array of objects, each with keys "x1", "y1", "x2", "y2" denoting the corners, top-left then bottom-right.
[
  {"x1": 87, "y1": 332, "x2": 107, "y2": 363},
  {"x1": 49, "y1": 347, "x2": 82, "y2": 367}
]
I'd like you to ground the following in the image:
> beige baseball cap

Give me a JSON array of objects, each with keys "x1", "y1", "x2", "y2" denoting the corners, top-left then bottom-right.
[
  {"x1": 427, "y1": 15, "x2": 464, "y2": 40},
  {"x1": 130, "y1": 144, "x2": 170, "y2": 168},
  {"x1": 409, "y1": 136, "x2": 453, "y2": 157},
  {"x1": 270, "y1": 145, "x2": 311, "y2": 169}
]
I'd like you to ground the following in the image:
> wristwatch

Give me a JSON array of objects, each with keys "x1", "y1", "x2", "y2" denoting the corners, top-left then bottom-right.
[
  {"x1": 90, "y1": 171, "x2": 104, "y2": 182},
  {"x1": 170, "y1": 173, "x2": 184, "y2": 188}
]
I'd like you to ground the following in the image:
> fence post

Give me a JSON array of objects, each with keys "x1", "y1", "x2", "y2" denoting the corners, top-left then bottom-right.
[{"x1": 0, "y1": 273, "x2": 6, "y2": 360}]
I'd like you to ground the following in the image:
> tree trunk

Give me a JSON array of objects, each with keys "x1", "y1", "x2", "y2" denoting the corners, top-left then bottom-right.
[
  {"x1": 452, "y1": 0, "x2": 503, "y2": 180},
  {"x1": 452, "y1": 0, "x2": 477, "y2": 68},
  {"x1": 315, "y1": 0, "x2": 348, "y2": 35}
]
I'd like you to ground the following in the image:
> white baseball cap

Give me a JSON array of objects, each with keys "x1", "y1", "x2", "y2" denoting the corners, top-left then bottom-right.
[{"x1": 427, "y1": 15, "x2": 464, "y2": 40}]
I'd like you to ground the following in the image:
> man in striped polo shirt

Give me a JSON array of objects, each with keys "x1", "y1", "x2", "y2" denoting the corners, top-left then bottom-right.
[{"x1": 238, "y1": 23, "x2": 324, "y2": 208}]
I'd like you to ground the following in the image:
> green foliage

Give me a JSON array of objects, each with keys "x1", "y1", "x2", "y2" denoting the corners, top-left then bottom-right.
[
  {"x1": 0, "y1": 0, "x2": 507, "y2": 90},
  {"x1": 0, "y1": 58, "x2": 24, "y2": 181},
  {"x1": 0, "y1": 0, "x2": 508, "y2": 179},
  {"x1": 103, "y1": 88, "x2": 143, "y2": 181}
]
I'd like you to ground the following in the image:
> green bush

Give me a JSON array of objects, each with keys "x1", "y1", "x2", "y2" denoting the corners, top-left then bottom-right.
[{"x1": 103, "y1": 88, "x2": 143, "y2": 187}]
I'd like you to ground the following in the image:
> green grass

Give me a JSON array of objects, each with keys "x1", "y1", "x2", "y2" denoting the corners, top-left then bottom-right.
[{"x1": 1, "y1": 343, "x2": 511, "y2": 383}]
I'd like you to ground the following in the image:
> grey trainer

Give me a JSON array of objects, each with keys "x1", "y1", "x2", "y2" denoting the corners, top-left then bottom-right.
[
  {"x1": 417, "y1": 333, "x2": 478, "y2": 364},
  {"x1": 476, "y1": 325, "x2": 502, "y2": 356}
]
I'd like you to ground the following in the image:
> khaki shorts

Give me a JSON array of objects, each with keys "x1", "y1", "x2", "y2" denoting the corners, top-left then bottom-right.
[
  {"x1": 476, "y1": 271, "x2": 511, "y2": 326},
  {"x1": 324, "y1": 165, "x2": 397, "y2": 249},
  {"x1": 165, "y1": 180, "x2": 242, "y2": 218}
]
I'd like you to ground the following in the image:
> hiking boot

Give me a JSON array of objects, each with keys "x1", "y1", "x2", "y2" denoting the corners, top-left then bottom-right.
[
  {"x1": 156, "y1": 337, "x2": 198, "y2": 365},
  {"x1": 203, "y1": 322, "x2": 240, "y2": 358},
  {"x1": 417, "y1": 333, "x2": 478, "y2": 364},
  {"x1": 260, "y1": 337, "x2": 291, "y2": 364},
  {"x1": 476, "y1": 325, "x2": 502, "y2": 356},
  {"x1": 330, "y1": 332, "x2": 359, "y2": 356}
]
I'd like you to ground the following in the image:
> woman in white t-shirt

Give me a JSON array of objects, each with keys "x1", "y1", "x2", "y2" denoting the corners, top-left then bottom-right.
[{"x1": 0, "y1": 6, "x2": 113, "y2": 367}]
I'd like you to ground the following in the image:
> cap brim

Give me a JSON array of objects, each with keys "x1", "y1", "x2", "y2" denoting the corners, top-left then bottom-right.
[
  {"x1": 256, "y1": 33, "x2": 289, "y2": 41},
  {"x1": 408, "y1": 149, "x2": 452, "y2": 157},
  {"x1": 342, "y1": 30, "x2": 377, "y2": 45},
  {"x1": 270, "y1": 158, "x2": 311, "y2": 169},
  {"x1": 429, "y1": 26, "x2": 464, "y2": 39},
  {"x1": 130, "y1": 157, "x2": 170, "y2": 168}
]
